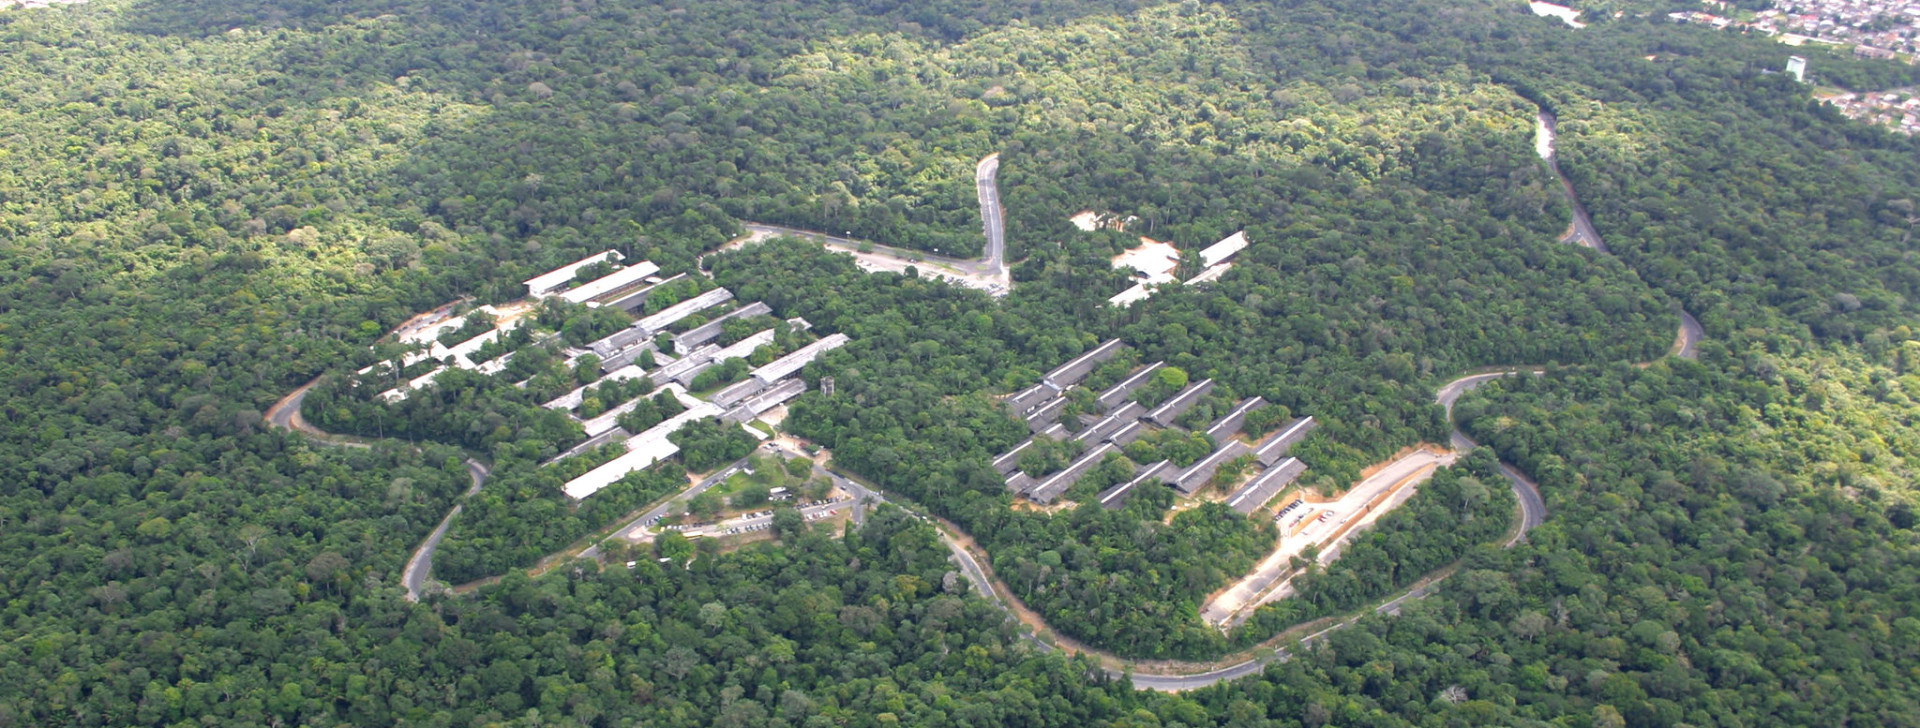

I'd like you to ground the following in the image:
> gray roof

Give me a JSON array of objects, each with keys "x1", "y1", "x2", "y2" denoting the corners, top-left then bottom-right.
[
  {"x1": 604, "y1": 272, "x2": 689, "y2": 312},
  {"x1": 634, "y1": 287, "x2": 734, "y2": 336},
  {"x1": 1204, "y1": 397, "x2": 1268, "y2": 443},
  {"x1": 1096, "y1": 362, "x2": 1164, "y2": 411},
  {"x1": 1146, "y1": 378, "x2": 1216, "y2": 427},
  {"x1": 720, "y1": 378, "x2": 807, "y2": 424},
  {"x1": 599, "y1": 342, "x2": 658, "y2": 374},
  {"x1": 1097, "y1": 459, "x2": 1173, "y2": 510},
  {"x1": 1027, "y1": 443, "x2": 1117, "y2": 504},
  {"x1": 1025, "y1": 397, "x2": 1068, "y2": 432},
  {"x1": 1008, "y1": 382, "x2": 1062, "y2": 416},
  {"x1": 1225, "y1": 457, "x2": 1307, "y2": 515},
  {"x1": 1254, "y1": 416, "x2": 1317, "y2": 466},
  {"x1": 1005, "y1": 471, "x2": 1036, "y2": 495},
  {"x1": 1077, "y1": 401, "x2": 1147, "y2": 444},
  {"x1": 993, "y1": 438, "x2": 1036, "y2": 475},
  {"x1": 589, "y1": 324, "x2": 655, "y2": 358},
  {"x1": 673, "y1": 301, "x2": 773, "y2": 352},
  {"x1": 1108, "y1": 420, "x2": 1149, "y2": 447},
  {"x1": 711, "y1": 377, "x2": 769, "y2": 408},
  {"x1": 649, "y1": 343, "x2": 720, "y2": 386},
  {"x1": 1043, "y1": 339, "x2": 1126, "y2": 389},
  {"x1": 1038, "y1": 423, "x2": 1069, "y2": 441},
  {"x1": 1175, "y1": 440, "x2": 1251, "y2": 494}
]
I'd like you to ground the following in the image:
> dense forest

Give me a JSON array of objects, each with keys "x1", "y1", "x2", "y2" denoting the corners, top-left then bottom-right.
[{"x1": 4, "y1": 0, "x2": 1920, "y2": 724}]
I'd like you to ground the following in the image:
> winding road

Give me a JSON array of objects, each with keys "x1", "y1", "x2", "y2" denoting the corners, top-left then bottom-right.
[{"x1": 262, "y1": 126, "x2": 1701, "y2": 690}]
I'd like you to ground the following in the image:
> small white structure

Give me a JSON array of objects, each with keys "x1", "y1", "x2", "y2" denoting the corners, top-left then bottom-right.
[
  {"x1": 1109, "y1": 283, "x2": 1156, "y2": 308},
  {"x1": 559, "y1": 261, "x2": 662, "y2": 306},
  {"x1": 1787, "y1": 55, "x2": 1807, "y2": 83},
  {"x1": 525, "y1": 251, "x2": 625, "y2": 298}
]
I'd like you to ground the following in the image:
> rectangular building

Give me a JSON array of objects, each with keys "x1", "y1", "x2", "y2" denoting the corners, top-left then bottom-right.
[
  {"x1": 604, "y1": 272, "x2": 689, "y2": 313},
  {"x1": 1025, "y1": 397, "x2": 1068, "y2": 432},
  {"x1": 750, "y1": 333, "x2": 850, "y2": 385},
  {"x1": 562, "y1": 401, "x2": 722, "y2": 500},
  {"x1": 1037, "y1": 422, "x2": 1069, "y2": 441},
  {"x1": 673, "y1": 301, "x2": 772, "y2": 351},
  {"x1": 650, "y1": 343, "x2": 721, "y2": 387},
  {"x1": 1077, "y1": 401, "x2": 1146, "y2": 443},
  {"x1": 1108, "y1": 420, "x2": 1149, "y2": 447},
  {"x1": 712, "y1": 377, "x2": 770, "y2": 408},
  {"x1": 720, "y1": 378, "x2": 807, "y2": 424},
  {"x1": 1225, "y1": 457, "x2": 1307, "y2": 515},
  {"x1": 559, "y1": 261, "x2": 663, "y2": 306},
  {"x1": 1043, "y1": 339, "x2": 1126, "y2": 389},
  {"x1": 1199, "y1": 231, "x2": 1247, "y2": 267},
  {"x1": 1096, "y1": 362, "x2": 1163, "y2": 411},
  {"x1": 1097, "y1": 459, "x2": 1173, "y2": 510},
  {"x1": 1004, "y1": 471, "x2": 1036, "y2": 495},
  {"x1": 545, "y1": 426, "x2": 630, "y2": 465},
  {"x1": 1027, "y1": 443, "x2": 1117, "y2": 504},
  {"x1": 1205, "y1": 397, "x2": 1267, "y2": 443},
  {"x1": 1253, "y1": 416, "x2": 1317, "y2": 467},
  {"x1": 1185, "y1": 263, "x2": 1232, "y2": 286},
  {"x1": 993, "y1": 438, "x2": 1036, "y2": 475},
  {"x1": 525, "y1": 250, "x2": 624, "y2": 297},
  {"x1": 588, "y1": 324, "x2": 654, "y2": 359},
  {"x1": 634, "y1": 287, "x2": 735, "y2": 337},
  {"x1": 1146, "y1": 377, "x2": 1215, "y2": 427},
  {"x1": 599, "y1": 342, "x2": 658, "y2": 374},
  {"x1": 1008, "y1": 381, "x2": 1062, "y2": 416},
  {"x1": 1174, "y1": 441, "x2": 1250, "y2": 494},
  {"x1": 543, "y1": 364, "x2": 647, "y2": 411}
]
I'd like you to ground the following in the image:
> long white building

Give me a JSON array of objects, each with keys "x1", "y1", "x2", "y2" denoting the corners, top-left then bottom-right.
[
  {"x1": 559, "y1": 261, "x2": 662, "y2": 306},
  {"x1": 525, "y1": 250, "x2": 624, "y2": 297},
  {"x1": 563, "y1": 401, "x2": 723, "y2": 500}
]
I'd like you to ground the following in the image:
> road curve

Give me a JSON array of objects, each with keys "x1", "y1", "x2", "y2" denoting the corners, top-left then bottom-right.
[
  {"x1": 1677, "y1": 309, "x2": 1704, "y2": 360},
  {"x1": 401, "y1": 459, "x2": 489, "y2": 602}
]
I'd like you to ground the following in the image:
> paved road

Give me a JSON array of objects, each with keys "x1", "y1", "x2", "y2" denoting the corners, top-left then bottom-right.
[
  {"x1": 402, "y1": 459, "x2": 489, "y2": 602},
  {"x1": 1435, "y1": 370, "x2": 1550, "y2": 544},
  {"x1": 1677, "y1": 309, "x2": 1704, "y2": 360},
  {"x1": 1537, "y1": 111, "x2": 1608, "y2": 254},
  {"x1": 975, "y1": 153, "x2": 1007, "y2": 276}
]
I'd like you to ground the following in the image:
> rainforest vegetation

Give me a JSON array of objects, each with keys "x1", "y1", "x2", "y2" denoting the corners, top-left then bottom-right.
[{"x1": 3, "y1": 0, "x2": 1920, "y2": 724}]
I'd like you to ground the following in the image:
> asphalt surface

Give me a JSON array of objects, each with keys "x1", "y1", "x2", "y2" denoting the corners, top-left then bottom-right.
[
  {"x1": 1537, "y1": 111, "x2": 1609, "y2": 254},
  {"x1": 974, "y1": 153, "x2": 1007, "y2": 275},
  {"x1": 1677, "y1": 310, "x2": 1704, "y2": 360},
  {"x1": 402, "y1": 459, "x2": 489, "y2": 602},
  {"x1": 1435, "y1": 370, "x2": 1551, "y2": 545}
]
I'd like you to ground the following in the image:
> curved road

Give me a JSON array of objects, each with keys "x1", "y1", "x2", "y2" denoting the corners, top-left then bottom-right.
[
  {"x1": 265, "y1": 375, "x2": 490, "y2": 601},
  {"x1": 401, "y1": 459, "x2": 488, "y2": 602},
  {"x1": 1538, "y1": 111, "x2": 1608, "y2": 254}
]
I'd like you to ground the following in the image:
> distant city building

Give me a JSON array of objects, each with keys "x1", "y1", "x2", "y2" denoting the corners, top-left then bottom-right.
[{"x1": 1787, "y1": 55, "x2": 1808, "y2": 82}]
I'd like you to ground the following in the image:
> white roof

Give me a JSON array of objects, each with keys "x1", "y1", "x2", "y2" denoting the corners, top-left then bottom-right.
[
  {"x1": 1199, "y1": 231, "x2": 1247, "y2": 267},
  {"x1": 563, "y1": 438, "x2": 682, "y2": 500},
  {"x1": 1109, "y1": 283, "x2": 1156, "y2": 308},
  {"x1": 751, "y1": 333, "x2": 850, "y2": 383},
  {"x1": 710, "y1": 329, "x2": 776, "y2": 363},
  {"x1": 543, "y1": 364, "x2": 647, "y2": 410},
  {"x1": 634, "y1": 288, "x2": 735, "y2": 334},
  {"x1": 1186, "y1": 263, "x2": 1232, "y2": 285},
  {"x1": 560, "y1": 261, "x2": 662, "y2": 305},
  {"x1": 525, "y1": 250, "x2": 624, "y2": 295}
]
